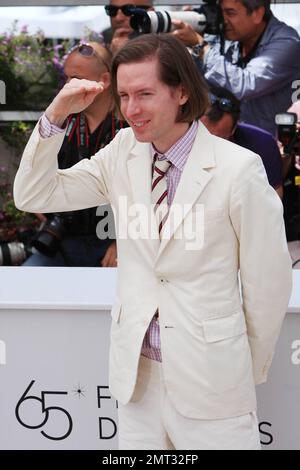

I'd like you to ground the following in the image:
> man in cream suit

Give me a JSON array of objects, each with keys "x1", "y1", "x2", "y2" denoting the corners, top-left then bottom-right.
[{"x1": 14, "y1": 34, "x2": 292, "y2": 450}]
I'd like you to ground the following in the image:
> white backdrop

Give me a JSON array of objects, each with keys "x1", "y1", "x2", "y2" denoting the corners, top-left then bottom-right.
[
  {"x1": 0, "y1": 267, "x2": 300, "y2": 449},
  {"x1": 0, "y1": 6, "x2": 110, "y2": 39}
]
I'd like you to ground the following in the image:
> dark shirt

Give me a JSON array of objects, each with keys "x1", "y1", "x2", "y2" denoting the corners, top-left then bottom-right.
[
  {"x1": 102, "y1": 27, "x2": 113, "y2": 45},
  {"x1": 233, "y1": 122, "x2": 282, "y2": 189}
]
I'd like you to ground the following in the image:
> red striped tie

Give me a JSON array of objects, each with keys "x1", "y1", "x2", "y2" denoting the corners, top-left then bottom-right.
[{"x1": 152, "y1": 155, "x2": 171, "y2": 238}]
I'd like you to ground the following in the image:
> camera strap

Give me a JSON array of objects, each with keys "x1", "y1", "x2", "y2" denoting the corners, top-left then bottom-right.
[
  {"x1": 66, "y1": 114, "x2": 79, "y2": 142},
  {"x1": 78, "y1": 114, "x2": 90, "y2": 159},
  {"x1": 65, "y1": 112, "x2": 124, "y2": 161}
]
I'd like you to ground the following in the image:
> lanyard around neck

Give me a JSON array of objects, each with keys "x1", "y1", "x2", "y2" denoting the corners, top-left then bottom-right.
[{"x1": 66, "y1": 112, "x2": 123, "y2": 159}]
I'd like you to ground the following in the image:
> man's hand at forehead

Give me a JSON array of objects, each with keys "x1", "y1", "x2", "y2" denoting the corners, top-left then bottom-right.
[{"x1": 45, "y1": 78, "x2": 105, "y2": 127}]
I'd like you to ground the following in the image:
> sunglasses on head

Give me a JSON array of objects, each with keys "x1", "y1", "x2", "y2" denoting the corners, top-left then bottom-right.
[
  {"x1": 105, "y1": 4, "x2": 151, "y2": 17},
  {"x1": 209, "y1": 94, "x2": 239, "y2": 113},
  {"x1": 67, "y1": 42, "x2": 110, "y2": 71}
]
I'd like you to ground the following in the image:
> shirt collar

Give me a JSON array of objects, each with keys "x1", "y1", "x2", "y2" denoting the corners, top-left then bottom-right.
[{"x1": 151, "y1": 120, "x2": 199, "y2": 171}]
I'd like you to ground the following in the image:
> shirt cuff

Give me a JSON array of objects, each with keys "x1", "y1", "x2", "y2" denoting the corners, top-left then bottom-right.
[{"x1": 39, "y1": 113, "x2": 67, "y2": 138}]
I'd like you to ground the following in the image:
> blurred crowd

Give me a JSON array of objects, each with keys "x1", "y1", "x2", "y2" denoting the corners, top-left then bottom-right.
[{"x1": 1, "y1": 0, "x2": 300, "y2": 266}]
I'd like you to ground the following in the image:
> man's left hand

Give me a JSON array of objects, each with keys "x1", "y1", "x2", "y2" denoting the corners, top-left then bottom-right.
[
  {"x1": 101, "y1": 241, "x2": 118, "y2": 267},
  {"x1": 171, "y1": 19, "x2": 203, "y2": 47},
  {"x1": 110, "y1": 28, "x2": 131, "y2": 55}
]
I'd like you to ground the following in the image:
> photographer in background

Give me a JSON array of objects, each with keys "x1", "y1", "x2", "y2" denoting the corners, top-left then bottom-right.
[
  {"x1": 102, "y1": 0, "x2": 154, "y2": 53},
  {"x1": 173, "y1": 0, "x2": 300, "y2": 137},
  {"x1": 277, "y1": 101, "x2": 300, "y2": 242},
  {"x1": 279, "y1": 101, "x2": 300, "y2": 180},
  {"x1": 24, "y1": 41, "x2": 125, "y2": 267},
  {"x1": 201, "y1": 86, "x2": 283, "y2": 198}
]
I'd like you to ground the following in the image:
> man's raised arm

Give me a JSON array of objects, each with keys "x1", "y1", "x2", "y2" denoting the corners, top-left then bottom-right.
[{"x1": 14, "y1": 79, "x2": 117, "y2": 214}]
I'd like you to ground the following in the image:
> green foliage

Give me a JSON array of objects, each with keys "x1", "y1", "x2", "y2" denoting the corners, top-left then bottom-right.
[
  {"x1": 0, "y1": 22, "x2": 71, "y2": 153},
  {"x1": 1, "y1": 121, "x2": 36, "y2": 153},
  {"x1": 0, "y1": 21, "x2": 70, "y2": 110},
  {"x1": 0, "y1": 166, "x2": 38, "y2": 241}
]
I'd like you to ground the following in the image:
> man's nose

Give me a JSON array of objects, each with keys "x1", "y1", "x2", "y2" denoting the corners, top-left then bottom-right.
[
  {"x1": 126, "y1": 98, "x2": 140, "y2": 117},
  {"x1": 222, "y1": 14, "x2": 229, "y2": 25},
  {"x1": 115, "y1": 9, "x2": 128, "y2": 23}
]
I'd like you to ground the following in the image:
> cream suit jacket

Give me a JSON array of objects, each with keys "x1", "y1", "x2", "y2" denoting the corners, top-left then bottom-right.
[{"x1": 14, "y1": 122, "x2": 292, "y2": 420}]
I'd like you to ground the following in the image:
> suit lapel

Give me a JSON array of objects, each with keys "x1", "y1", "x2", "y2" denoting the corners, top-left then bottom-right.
[
  {"x1": 127, "y1": 140, "x2": 152, "y2": 208},
  {"x1": 127, "y1": 140, "x2": 160, "y2": 247},
  {"x1": 126, "y1": 124, "x2": 216, "y2": 258},
  {"x1": 157, "y1": 123, "x2": 216, "y2": 259}
]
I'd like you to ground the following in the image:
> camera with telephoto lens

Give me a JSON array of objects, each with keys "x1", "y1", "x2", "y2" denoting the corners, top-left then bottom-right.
[
  {"x1": 32, "y1": 213, "x2": 73, "y2": 257},
  {"x1": 129, "y1": 1, "x2": 223, "y2": 36},
  {"x1": 276, "y1": 112, "x2": 300, "y2": 241},
  {"x1": 0, "y1": 242, "x2": 31, "y2": 266}
]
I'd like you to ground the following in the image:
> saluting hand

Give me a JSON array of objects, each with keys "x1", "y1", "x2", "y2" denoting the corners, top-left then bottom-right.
[{"x1": 45, "y1": 78, "x2": 104, "y2": 127}]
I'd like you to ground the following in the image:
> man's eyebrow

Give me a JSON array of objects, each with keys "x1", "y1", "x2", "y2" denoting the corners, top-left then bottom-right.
[
  {"x1": 117, "y1": 87, "x2": 155, "y2": 94},
  {"x1": 222, "y1": 8, "x2": 237, "y2": 13}
]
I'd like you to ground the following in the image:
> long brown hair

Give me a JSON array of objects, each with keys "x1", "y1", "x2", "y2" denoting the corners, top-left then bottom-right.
[{"x1": 111, "y1": 34, "x2": 209, "y2": 123}]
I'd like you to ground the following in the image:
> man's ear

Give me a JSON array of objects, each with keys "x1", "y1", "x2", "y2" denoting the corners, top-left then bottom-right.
[
  {"x1": 100, "y1": 71, "x2": 111, "y2": 89},
  {"x1": 179, "y1": 85, "x2": 189, "y2": 105},
  {"x1": 252, "y1": 6, "x2": 266, "y2": 25}
]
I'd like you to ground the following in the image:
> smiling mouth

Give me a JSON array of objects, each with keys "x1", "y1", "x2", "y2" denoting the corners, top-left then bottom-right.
[{"x1": 132, "y1": 120, "x2": 150, "y2": 128}]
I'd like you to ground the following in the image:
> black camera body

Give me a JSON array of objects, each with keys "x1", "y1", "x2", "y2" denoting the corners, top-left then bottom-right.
[
  {"x1": 32, "y1": 213, "x2": 73, "y2": 257},
  {"x1": 275, "y1": 112, "x2": 300, "y2": 154},
  {"x1": 276, "y1": 112, "x2": 300, "y2": 241},
  {"x1": 194, "y1": 1, "x2": 223, "y2": 36},
  {"x1": 129, "y1": 1, "x2": 223, "y2": 36}
]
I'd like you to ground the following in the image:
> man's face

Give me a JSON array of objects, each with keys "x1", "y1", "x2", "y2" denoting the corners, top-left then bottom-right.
[
  {"x1": 64, "y1": 53, "x2": 104, "y2": 82},
  {"x1": 201, "y1": 113, "x2": 235, "y2": 140},
  {"x1": 117, "y1": 58, "x2": 188, "y2": 153},
  {"x1": 64, "y1": 52, "x2": 108, "y2": 108},
  {"x1": 220, "y1": 0, "x2": 265, "y2": 42},
  {"x1": 108, "y1": 0, "x2": 152, "y2": 33}
]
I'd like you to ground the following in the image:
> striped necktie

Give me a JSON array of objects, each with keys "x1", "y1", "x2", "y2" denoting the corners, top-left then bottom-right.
[{"x1": 151, "y1": 155, "x2": 171, "y2": 238}]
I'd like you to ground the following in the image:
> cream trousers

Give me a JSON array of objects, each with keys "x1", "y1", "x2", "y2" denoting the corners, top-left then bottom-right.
[{"x1": 118, "y1": 356, "x2": 261, "y2": 450}]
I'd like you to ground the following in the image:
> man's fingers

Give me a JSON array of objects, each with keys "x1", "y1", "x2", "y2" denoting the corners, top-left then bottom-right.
[
  {"x1": 72, "y1": 86, "x2": 103, "y2": 97},
  {"x1": 113, "y1": 27, "x2": 132, "y2": 38},
  {"x1": 101, "y1": 243, "x2": 118, "y2": 267},
  {"x1": 65, "y1": 79, "x2": 104, "y2": 94},
  {"x1": 171, "y1": 19, "x2": 186, "y2": 29},
  {"x1": 101, "y1": 256, "x2": 108, "y2": 267},
  {"x1": 101, "y1": 250, "x2": 111, "y2": 267},
  {"x1": 101, "y1": 253, "x2": 115, "y2": 267}
]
